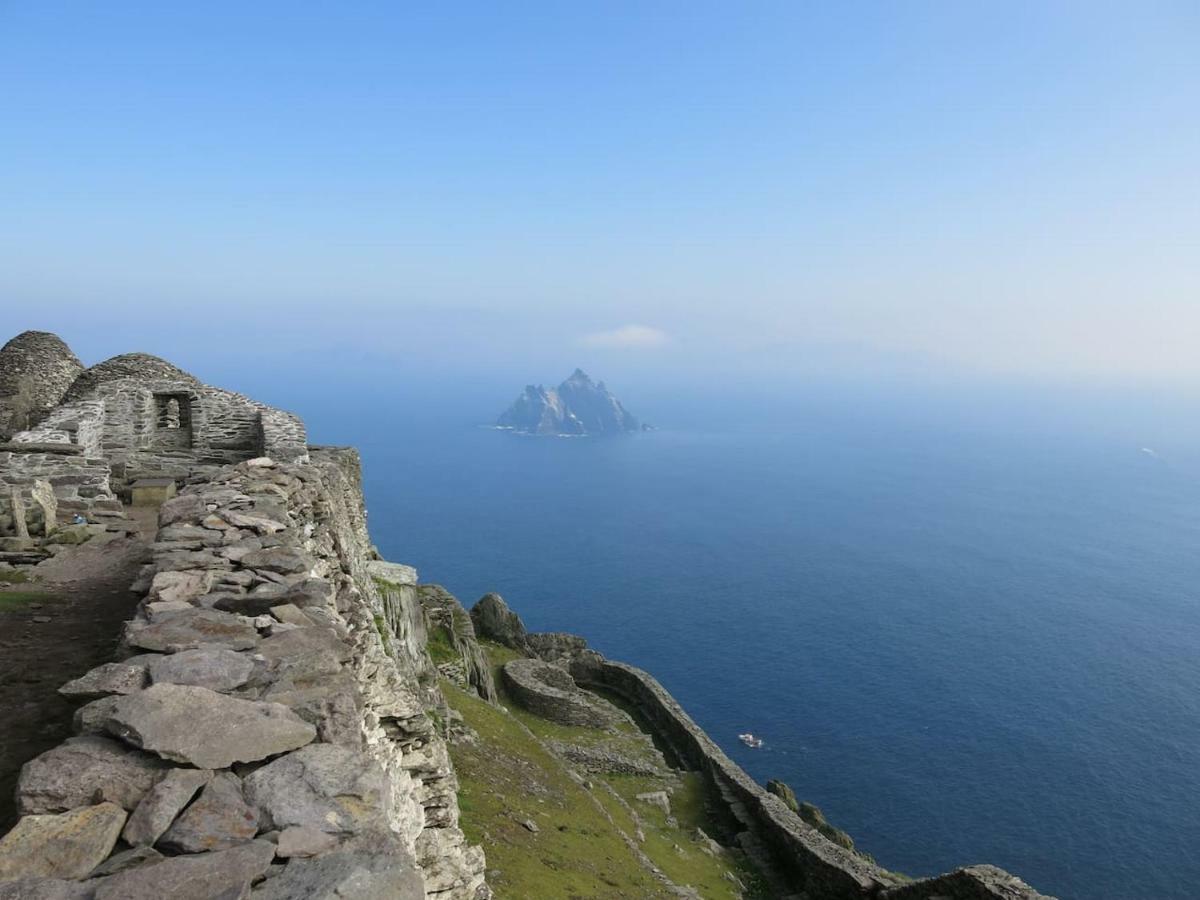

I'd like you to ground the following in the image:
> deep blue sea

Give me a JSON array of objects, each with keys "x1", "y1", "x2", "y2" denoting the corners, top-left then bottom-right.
[{"x1": 293, "y1": 379, "x2": 1200, "y2": 900}]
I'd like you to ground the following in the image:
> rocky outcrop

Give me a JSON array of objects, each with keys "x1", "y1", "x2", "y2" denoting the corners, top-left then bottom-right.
[
  {"x1": 496, "y1": 369, "x2": 642, "y2": 435},
  {"x1": 0, "y1": 452, "x2": 487, "y2": 899},
  {"x1": 418, "y1": 585, "x2": 496, "y2": 704},
  {"x1": 468, "y1": 592, "x2": 528, "y2": 651}
]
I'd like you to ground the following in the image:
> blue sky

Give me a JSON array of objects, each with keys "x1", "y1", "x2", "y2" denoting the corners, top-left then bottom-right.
[{"x1": 2, "y1": 2, "x2": 1197, "y2": 385}]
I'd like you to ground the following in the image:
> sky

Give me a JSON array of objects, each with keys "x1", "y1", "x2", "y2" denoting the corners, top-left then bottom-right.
[{"x1": 1, "y1": 2, "x2": 1198, "y2": 388}]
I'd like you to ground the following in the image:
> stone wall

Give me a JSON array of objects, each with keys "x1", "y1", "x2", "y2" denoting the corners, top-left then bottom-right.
[
  {"x1": 0, "y1": 453, "x2": 487, "y2": 898},
  {"x1": 0, "y1": 444, "x2": 119, "y2": 533},
  {"x1": 572, "y1": 657, "x2": 1054, "y2": 900},
  {"x1": 502, "y1": 658, "x2": 624, "y2": 728}
]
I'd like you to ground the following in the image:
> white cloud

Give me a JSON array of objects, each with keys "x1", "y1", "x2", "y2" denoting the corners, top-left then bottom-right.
[{"x1": 580, "y1": 324, "x2": 670, "y2": 349}]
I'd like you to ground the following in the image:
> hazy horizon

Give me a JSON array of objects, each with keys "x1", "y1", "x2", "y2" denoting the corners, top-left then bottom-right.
[{"x1": 3, "y1": 2, "x2": 1198, "y2": 388}]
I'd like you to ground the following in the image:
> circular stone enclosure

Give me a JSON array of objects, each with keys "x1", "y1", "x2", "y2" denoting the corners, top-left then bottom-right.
[{"x1": 502, "y1": 658, "x2": 624, "y2": 729}]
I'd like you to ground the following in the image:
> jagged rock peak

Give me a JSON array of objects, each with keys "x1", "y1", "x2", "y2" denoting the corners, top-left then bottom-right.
[
  {"x1": 496, "y1": 370, "x2": 643, "y2": 436},
  {"x1": 65, "y1": 352, "x2": 200, "y2": 402},
  {"x1": 0, "y1": 330, "x2": 85, "y2": 440}
]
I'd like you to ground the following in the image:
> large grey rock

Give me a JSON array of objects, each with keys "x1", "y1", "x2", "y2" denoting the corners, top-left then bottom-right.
[
  {"x1": 121, "y1": 767, "x2": 212, "y2": 847},
  {"x1": 92, "y1": 839, "x2": 276, "y2": 900},
  {"x1": 256, "y1": 626, "x2": 350, "y2": 683},
  {"x1": 125, "y1": 608, "x2": 260, "y2": 652},
  {"x1": 88, "y1": 845, "x2": 163, "y2": 877},
  {"x1": 249, "y1": 831, "x2": 423, "y2": 900},
  {"x1": 242, "y1": 744, "x2": 389, "y2": 835},
  {"x1": 276, "y1": 825, "x2": 338, "y2": 859},
  {"x1": 157, "y1": 494, "x2": 207, "y2": 526},
  {"x1": 103, "y1": 683, "x2": 316, "y2": 768},
  {"x1": 0, "y1": 802, "x2": 126, "y2": 880},
  {"x1": 273, "y1": 578, "x2": 333, "y2": 610},
  {"x1": 147, "y1": 569, "x2": 214, "y2": 605},
  {"x1": 159, "y1": 772, "x2": 258, "y2": 853},
  {"x1": 147, "y1": 647, "x2": 253, "y2": 692},
  {"x1": 17, "y1": 736, "x2": 169, "y2": 815},
  {"x1": 57, "y1": 661, "x2": 146, "y2": 700},
  {"x1": 240, "y1": 546, "x2": 314, "y2": 575},
  {"x1": 0, "y1": 877, "x2": 92, "y2": 899},
  {"x1": 72, "y1": 695, "x2": 121, "y2": 735},
  {"x1": 470, "y1": 592, "x2": 528, "y2": 650},
  {"x1": 263, "y1": 676, "x2": 361, "y2": 746}
]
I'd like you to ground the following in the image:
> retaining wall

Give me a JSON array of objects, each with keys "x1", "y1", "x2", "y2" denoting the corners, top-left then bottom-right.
[{"x1": 572, "y1": 657, "x2": 1053, "y2": 900}]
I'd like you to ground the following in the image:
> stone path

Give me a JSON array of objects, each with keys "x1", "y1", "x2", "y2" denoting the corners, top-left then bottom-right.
[{"x1": 0, "y1": 509, "x2": 155, "y2": 832}]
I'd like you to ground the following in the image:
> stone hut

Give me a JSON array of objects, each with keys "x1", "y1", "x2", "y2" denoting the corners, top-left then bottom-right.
[
  {"x1": 0, "y1": 331, "x2": 84, "y2": 441},
  {"x1": 1, "y1": 334, "x2": 308, "y2": 535}
]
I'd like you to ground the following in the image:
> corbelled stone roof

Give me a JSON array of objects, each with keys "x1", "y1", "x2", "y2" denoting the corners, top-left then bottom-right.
[
  {"x1": 64, "y1": 352, "x2": 201, "y2": 402},
  {"x1": 0, "y1": 330, "x2": 84, "y2": 439}
]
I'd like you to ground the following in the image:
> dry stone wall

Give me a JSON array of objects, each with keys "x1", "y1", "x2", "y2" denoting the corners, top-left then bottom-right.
[
  {"x1": 571, "y1": 657, "x2": 1055, "y2": 900},
  {"x1": 0, "y1": 451, "x2": 487, "y2": 899}
]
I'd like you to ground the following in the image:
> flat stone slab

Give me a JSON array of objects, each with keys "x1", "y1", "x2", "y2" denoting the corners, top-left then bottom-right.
[
  {"x1": 240, "y1": 546, "x2": 314, "y2": 575},
  {"x1": 125, "y1": 608, "x2": 260, "y2": 652},
  {"x1": 91, "y1": 839, "x2": 276, "y2": 900},
  {"x1": 0, "y1": 802, "x2": 126, "y2": 880},
  {"x1": 57, "y1": 661, "x2": 147, "y2": 700},
  {"x1": 17, "y1": 736, "x2": 169, "y2": 815},
  {"x1": 147, "y1": 647, "x2": 254, "y2": 692},
  {"x1": 121, "y1": 767, "x2": 211, "y2": 848},
  {"x1": 104, "y1": 683, "x2": 316, "y2": 768}
]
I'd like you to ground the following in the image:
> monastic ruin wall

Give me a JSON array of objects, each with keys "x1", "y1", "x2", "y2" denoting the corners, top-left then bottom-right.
[
  {"x1": 572, "y1": 658, "x2": 1053, "y2": 900},
  {"x1": 502, "y1": 657, "x2": 623, "y2": 728},
  {"x1": 0, "y1": 452, "x2": 486, "y2": 898},
  {"x1": 0, "y1": 447, "x2": 117, "y2": 533}
]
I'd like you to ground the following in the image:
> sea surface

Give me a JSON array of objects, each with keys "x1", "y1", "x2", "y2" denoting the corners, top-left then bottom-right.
[{"x1": 297, "y1": 380, "x2": 1200, "y2": 900}]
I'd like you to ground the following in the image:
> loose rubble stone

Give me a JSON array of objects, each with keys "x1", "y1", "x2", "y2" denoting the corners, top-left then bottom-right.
[
  {"x1": 273, "y1": 578, "x2": 333, "y2": 609},
  {"x1": 17, "y1": 736, "x2": 169, "y2": 815},
  {"x1": 243, "y1": 743, "x2": 389, "y2": 835},
  {"x1": 91, "y1": 839, "x2": 277, "y2": 900},
  {"x1": 121, "y1": 767, "x2": 212, "y2": 847},
  {"x1": 146, "y1": 646, "x2": 253, "y2": 692},
  {"x1": 159, "y1": 772, "x2": 258, "y2": 853},
  {"x1": 104, "y1": 683, "x2": 316, "y2": 768},
  {"x1": 125, "y1": 607, "x2": 260, "y2": 652},
  {"x1": 241, "y1": 546, "x2": 314, "y2": 575},
  {"x1": 248, "y1": 832, "x2": 424, "y2": 900},
  {"x1": 0, "y1": 802, "x2": 126, "y2": 880},
  {"x1": 57, "y1": 661, "x2": 146, "y2": 700}
]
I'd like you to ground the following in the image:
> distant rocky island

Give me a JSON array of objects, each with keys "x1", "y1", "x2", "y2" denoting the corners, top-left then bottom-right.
[{"x1": 496, "y1": 369, "x2": 646, "y2": 436}]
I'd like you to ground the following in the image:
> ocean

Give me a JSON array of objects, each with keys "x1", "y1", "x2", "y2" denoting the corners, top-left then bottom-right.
[{"x1": 297, "y1": 378, "x2": 1200, "y2": 900}]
